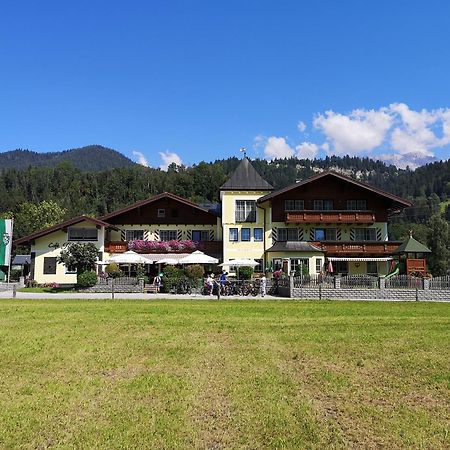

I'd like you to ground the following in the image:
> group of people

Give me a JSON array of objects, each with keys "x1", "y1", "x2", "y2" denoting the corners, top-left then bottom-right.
[
  {"x1": 152, "y1": 270, "x2": 269, "y2": 296},
  {"x1": 205, "y1": 271, "x2": 267, "y2": 297}
]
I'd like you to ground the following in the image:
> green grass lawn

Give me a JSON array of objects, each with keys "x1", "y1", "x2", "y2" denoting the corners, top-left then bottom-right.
[{"x1": 0, "y1": 300, "x2": 448, "y2": 449}]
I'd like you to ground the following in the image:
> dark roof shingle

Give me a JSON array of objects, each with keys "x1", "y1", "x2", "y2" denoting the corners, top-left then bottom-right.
[{"x1": 221, "y1": 158, "x2": 273, "y2": 191}]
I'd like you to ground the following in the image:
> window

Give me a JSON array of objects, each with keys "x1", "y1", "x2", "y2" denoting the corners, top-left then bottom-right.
[
  {"x1": 235, "y1": 200, "x2": 256, "y2": 222},
  {"x1": 290, "y1": 258, "x2": 309, "y2": 275},
  {"x1": 367, "y1": 261, "x2": 378, "y2": 275},
  {"x1": 254, "y1": 228, "x2": 263, "y2": 241},
  {"x1": 284, "y1": 199, "x2": 304, "y2": 211},
  {"x1": 171, "y1": 209, "x2": 179, "y2": 218},
  {"x1": 273, "y1": 258, "x2": 282, "y2": 271},
  {"x1": 125, "y1": 230, "x2": 144, "y2": 241},
  {"x1": 314, "y1": 228, "x2": 337, "y2": 241},
  {"x1": 43, "y1": 257, "x2": 57, "y2": 275},
  {"x1": 347, "y1": 199, "x2": 367, "y2": 210},
  {"x1": 278, "y1": 228, "x2": 299, "y2": 242},
  {"x1": 157, "y1": 208, "x2": 166, "y2": 218},
  {"x1": 192, "y1": 230, "x2": 209, "y2": 241},
  {"x1": 315, "y1": 258, "x2": 323, "y2": 273},
  {"x1": 229, "y1": 228, "x2": 238, "y2": 242},
  {"x1": 65, "y1": 264, "x2": 77, "y2": 274},
  {"x1": 160, "y1": 230, "x2": 177, "y2": 241},
  {"x1": 313, "y1": 199, "x2": 333, "y2": 210},
  {"x1": 254, "y1": 259, "x2": 264, "y2": 273},
  {"x1": 241, "y1": 228, "x2": 251, "y2": 241},
  {"x1": 68, "y1": 227, "x2": 98, "y2": 241},
  {"x1": 334, "y1": 261, "x2": 348, "y2": 275},
  {"x1": 353, "y1": 228, "x2": 377, "y2": 241}
]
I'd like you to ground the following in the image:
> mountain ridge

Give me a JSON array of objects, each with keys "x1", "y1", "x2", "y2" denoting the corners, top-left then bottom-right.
[{"x1": 0, "y1": 145, "x2": 136, "y2": 171}]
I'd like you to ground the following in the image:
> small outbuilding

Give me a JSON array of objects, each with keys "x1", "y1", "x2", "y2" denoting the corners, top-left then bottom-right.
[{"x1": 394, "y1": 232, "x2": 431, "y2": 275}]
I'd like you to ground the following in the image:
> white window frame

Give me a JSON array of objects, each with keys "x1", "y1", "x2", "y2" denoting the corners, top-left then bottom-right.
[
  {"x1": 125, "y1": 230, "x2": 144, "y2": 242},
  {"x1": 157, "y1": 208, "x2": 166, "y2": 218},
  {"x1": 229, "y1": 228, "x2": 238, "y2": 242},
  {"x1": 254, "y1": 228, "x2": 263, "y2": 242},
  {"x1": 235, "y1": 200, "x2": 257, "y2": 222},
  {"x1": 159, "y1": 230, "x2": 177, "y2": 241}
]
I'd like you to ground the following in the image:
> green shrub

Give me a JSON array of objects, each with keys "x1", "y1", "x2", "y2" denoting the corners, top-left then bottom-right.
[
  {"x1": 105, "y1": 263, "x2": 122, "y2": 278},
  {"x1": 77, "y1": 271, "x2": 98, "y2": 288},
  {"x1": 239, "y1": 266, "x2": 254, "y2": 280},
  {"x1": 185, "y1": 264, "x2": 205, "y2": 279},
  {"x1": 26, "y1": 279, "x2": 38, "y2": 288},
  {"x1": 162, "y1": 266, "x2": 185, "y2": 292}
]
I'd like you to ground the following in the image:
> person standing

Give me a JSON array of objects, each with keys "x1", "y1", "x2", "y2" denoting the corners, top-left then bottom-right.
[
  {"x1": 260, "y1": 273, "x2": 267, "y2": 297},
  {"x1": 220, "y1": 270, "x2": 228, "y2": 295},
  {"x1": 153, "y1": 273, "x2": 162, "y2": 293},
  {"x1": 206, "y1": 273, "x2": 214, "y2": 296}
]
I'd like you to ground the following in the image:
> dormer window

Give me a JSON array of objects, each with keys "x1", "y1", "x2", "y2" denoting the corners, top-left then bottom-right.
[{"x1": 157, "y1": 208, "x2": 166, "y2": 218}]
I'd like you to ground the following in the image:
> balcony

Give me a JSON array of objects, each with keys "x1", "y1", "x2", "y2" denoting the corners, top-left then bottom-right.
[
  {"x1": 105, "y1": 240, "x2": 223, "y2": 255},
  {"x1": 286, "y1": 210, "x2": 375, "y2": 224},
  {"x1": 317, "y1": 241, "x2": 401, "y2": 255}
]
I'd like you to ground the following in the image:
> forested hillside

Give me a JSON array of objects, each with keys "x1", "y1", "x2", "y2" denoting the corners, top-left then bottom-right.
[
  {"x1": 1, "y1": 152, "x2": 450, "y2": 246},
  {"x1": 0, "y1": 145, "x2": 136, "y2": 171}
]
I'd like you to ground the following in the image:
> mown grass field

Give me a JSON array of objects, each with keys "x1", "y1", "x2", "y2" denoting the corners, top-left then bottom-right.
[{"x1": 0, "y1": 300, "x2": 448, "y2": 449}]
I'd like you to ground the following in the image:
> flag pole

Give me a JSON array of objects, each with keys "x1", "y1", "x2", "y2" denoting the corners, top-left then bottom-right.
[{"x1": 6, "y1": 219, "x2": 13, "y2": 284}]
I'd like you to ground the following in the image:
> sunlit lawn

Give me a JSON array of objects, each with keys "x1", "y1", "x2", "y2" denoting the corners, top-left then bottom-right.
[{"x1": 0, "y1": 300, "x2": 448, "y2": 449}]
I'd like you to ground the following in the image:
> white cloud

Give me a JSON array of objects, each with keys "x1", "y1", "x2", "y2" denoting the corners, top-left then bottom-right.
[
  {"x1": 253, "y1": 134, "x2": 266, "y2": 149},
  {"x1": 132, "y1": 151, "x2": 150, "y2": 167},
  {"x1": 313, "y1": 108, "x2": 393, "y2": 155},
  {"x1": 295, "y1": 142, "x2": 318, "y2": 159},
  {"x1": 255, "y1": 103, "x2": 450, "y2": 168},
  {"x1": 159, "y1": 150, "x2": 183, "y2": 170},
  {"x1": 264, "y1": 136, "x2": 295, "y2": 159},
  {"x1": 297, "y1": 121, "x2": 307, "y2": 133}
]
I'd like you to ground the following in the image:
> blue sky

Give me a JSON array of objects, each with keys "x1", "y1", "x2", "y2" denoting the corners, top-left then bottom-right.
[{"x1": 2, "y1": 1, "x2": 450, "y2": 169}]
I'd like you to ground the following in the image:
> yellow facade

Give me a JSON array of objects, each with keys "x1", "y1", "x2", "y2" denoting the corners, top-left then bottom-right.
[
  {"x1": 31, "y1": 221, "x2": 104, "y2": 284},
  {"x1": 221, "y1": 191, "x2": 266, "y2": 270}
]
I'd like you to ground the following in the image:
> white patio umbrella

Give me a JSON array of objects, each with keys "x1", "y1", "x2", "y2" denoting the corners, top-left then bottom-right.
[
  {"x1": 219, "y1": 258, "x2": 259, "y2": 267},
  {"x1": 219, "y1": 258, "x2": 259, "y2": 279},
  {"x1": 106, "y1": 251, "x2": 153, "y2": 264},
  {"x1": 158, "y1": 257, "x2": 180, "y2": 265},
  {"x1": 178, "y1": 250, "x2": 219, "y2": 264}
]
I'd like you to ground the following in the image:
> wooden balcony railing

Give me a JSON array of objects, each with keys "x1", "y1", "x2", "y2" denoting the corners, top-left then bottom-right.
[
  {"x1": 317, "y1": 241, "x2": 401, "y2": 255},
  {"x1": 286, "y1": 210, "x2": 376, "y2": 224}
]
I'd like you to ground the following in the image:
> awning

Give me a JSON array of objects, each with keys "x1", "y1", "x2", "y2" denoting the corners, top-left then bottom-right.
[{"x1": 327, "y1": 257, "x2": 393, "y2": 262}]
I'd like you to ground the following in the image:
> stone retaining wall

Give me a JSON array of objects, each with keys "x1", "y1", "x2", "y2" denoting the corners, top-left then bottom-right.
[
  {"x1": 83, "y1": 279, "x2": 144, "y2": 294},
  {"x1": 291, "y1": 287, "x2": 450, "y2": 302}
]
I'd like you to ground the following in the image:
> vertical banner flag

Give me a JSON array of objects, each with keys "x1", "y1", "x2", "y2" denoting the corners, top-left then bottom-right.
[{"x1": 0, "y1": 219, "x2": 13, "y2": 266}]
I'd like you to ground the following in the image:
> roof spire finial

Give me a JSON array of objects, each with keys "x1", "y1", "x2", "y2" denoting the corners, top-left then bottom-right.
[
  {"x1": 409, "y1": 229, "x2": 413, "y2": 238},
  {"x1": 239, "y1": 147, "x2": 247, "y2": 158}
]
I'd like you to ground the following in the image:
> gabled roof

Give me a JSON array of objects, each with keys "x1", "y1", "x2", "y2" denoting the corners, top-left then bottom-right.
[
  {"x1": 394, "y1": 234, "x2": 431, "y2": 254},
  {"x1": 99, "y1": 192, "x2": 217, "y2": 221},
  {"x1": 220, "y1": 158, "x2": 273, "y2": 191},
  {"x1": 258, "y1": 171, "x2": 412, "y2": 208},
  {"x1": 14, "y1": 216, "x2": 117, "y2": 246}
]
